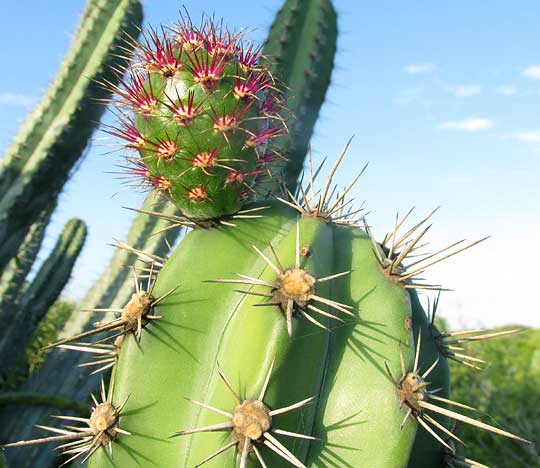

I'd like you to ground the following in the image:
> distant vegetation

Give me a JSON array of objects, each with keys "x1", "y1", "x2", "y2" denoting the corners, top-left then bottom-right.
[{"x1": 450, "y1": 326, "x2": 540, "y2": 466}]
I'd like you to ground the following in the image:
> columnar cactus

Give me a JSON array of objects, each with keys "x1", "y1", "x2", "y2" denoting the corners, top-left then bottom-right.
[
  {"x1": 0, "y1": 218, "x2": 87, "y2": 386},
  {"x1": 0, "y1": 0, "x2": 143, "y2": 271},
  {"x1": 1, "y1": 6, "x2": 531, "y2": 468}
]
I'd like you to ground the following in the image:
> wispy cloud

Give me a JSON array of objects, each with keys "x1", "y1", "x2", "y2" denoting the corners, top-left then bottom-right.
[
  {"x1": 440, "y1": 118, "x2": 494, "y2": 132},
  {"x1": 496, "y1": 86, "x2": 518, "y2": 95},
  {"x1": 449, "y1": 85, "x2": 482, "y2": 97},
  {"x1": 402, "y1": 63, "x2": 436, "y2": 74},
  {"x1": 0, "y1": 92, "x2": 36, "y2": 107},
  {"x1": 522, "y1": 66, "x2": 540, "y2": 79},
  {"x1": 512, "y1": 129, "x2": 540, "y2": 144}
]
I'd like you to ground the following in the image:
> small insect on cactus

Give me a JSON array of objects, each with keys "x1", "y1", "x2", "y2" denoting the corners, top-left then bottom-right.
[{"x1": 107, "y1": 13, "x2": 284, "y2": 221}]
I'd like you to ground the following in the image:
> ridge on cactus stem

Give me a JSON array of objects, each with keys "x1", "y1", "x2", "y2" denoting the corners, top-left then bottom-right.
[
  {"x1": 173, "y1": 361, "x2": 316, "y2": 467},
  {"x1": 44, "y1": 261, "x2": 178, "y2": 350},
  {"x1": 1, "y1": 380, "x2": 130, "y2": 465},
  {"x1": 106, "y1": 14, "x2": 286, "y2": 221},
  {"x1": 208, "y1": 221, "x2": 353, "y2": 337},
  {"x1": 389, "y1": 332, "x2": 530, "y2": 452}
]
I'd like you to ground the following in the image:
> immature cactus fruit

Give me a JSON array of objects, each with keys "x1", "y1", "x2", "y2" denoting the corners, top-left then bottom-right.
[{"x1": 110, "y1": 16, "x2": 284, "y2": 220}]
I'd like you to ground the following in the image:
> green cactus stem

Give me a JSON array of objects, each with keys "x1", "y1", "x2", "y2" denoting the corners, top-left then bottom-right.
[
  {"x1": 262, "y1": 0, "x2": 338, "y2": 192},
  {"x1": 305, "y1": 224, "x2": 416, "y2": 468},
  {"x1": 108, "y1": 15, "x2": 285, "y2": 220},
  {"x1": 2, "y1": 144, "x2": 531, "y2": 467},
  {"x1": 0, "y1": 218, "x2": 87, "y2": 385},
  {"x1": 80, "y1": 149, "x2": 417, "y2": 467},
  {"x1": 0, "y1": 195, "x2": 181, "y2": 468},
  {"x1": 0, "y1": 207, "x2": 53, "y2": 327},
  {"x1": 407, "y1": 290, "x2": 451, "y2": 467},
  {"x1": 0, "y1": 0, "x2": 143, "y2": 272}
]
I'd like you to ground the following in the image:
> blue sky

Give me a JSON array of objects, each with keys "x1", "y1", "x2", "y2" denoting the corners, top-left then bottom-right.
[{"x1": 1, "y1": 1, "x2": 539, "y2": 328}]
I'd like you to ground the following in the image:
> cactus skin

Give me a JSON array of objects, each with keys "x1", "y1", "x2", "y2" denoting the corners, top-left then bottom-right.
[
  {"x1": 0, "y1": 207, "x2": 53, "y2": 328},
  {"x1": 0, "y1": 196, "x2": 181, "y2": 468},
  {"x1": 306, "y1": 226, "x2": 416, "y2": 468},
  {"x1": 111, "y1": 19, "x2": 284, "y2": 220},
  {"x1": 90, "y1": 202, "x2": 296, "y2": 467},
  {"x1": 0, "y1": 0, "x2": 143, "y2": 272},
  {"x1": 0, "y1": 219, "x2": 87, "y2": 379},
  {"x1": 262, "y1": 0, "x2": 337, "y2": 191},
  {"x1": 407, "y1": 290, "x2": 451, "y2": 468},
  {"x1": 87, "y1": 203, "x2": 416, "y2": 467}
]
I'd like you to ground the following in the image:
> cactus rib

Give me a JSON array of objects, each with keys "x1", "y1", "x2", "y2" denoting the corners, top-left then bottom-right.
[
  {"x1": 0, "y1": 207, "x2": 53, "y2": 328},
  {"x1": 262, "y1": 0, "x2": 338, "y2": 192},
  {"x1": 0, "y1": 218, "x2": 87, "y2": 384}
]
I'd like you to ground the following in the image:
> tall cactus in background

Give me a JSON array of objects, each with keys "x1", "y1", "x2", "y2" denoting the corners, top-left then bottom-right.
[
  {"x1": 0, "y1": 0, "x2": 144, "y2": 464},
  {"x1": 262, "y1": 0, "x2": 337, "y2": 191},
  {"x1": 0, "y1": 219, "x2": 87, "y2": 387},
  {"x1": 0, "y1": 207, "x2": 54, "y2": 327},
  {"x1": 0, "y1": 0, "x2": 143, "y2": 272},
  {"x1": 1, "y1": 2, "x2": 530, "y2": 468}
]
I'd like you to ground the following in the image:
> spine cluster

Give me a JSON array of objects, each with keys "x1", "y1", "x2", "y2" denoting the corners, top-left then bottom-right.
[{"x1": 109, "y1": 16, "x2": 285, "y2": 220}]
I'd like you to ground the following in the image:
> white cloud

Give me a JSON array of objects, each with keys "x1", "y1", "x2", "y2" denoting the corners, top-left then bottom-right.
[
  {"x1": 496, "y1": 86, "x2": 518, "y2": 95},
  {"x1": 513, "y1": 129, "x2": 540, "y2": 144},
  {"x1": 450, "y1": 85, "x2": 482, "y2": 97},
  {"x1": 522, "y1": 66, "x2": 540, "y2": 79},
  {"x1": 402, "y1": 63, "x2": 436, "y2": 74},
  {"x1": 440, "y1": 118, "x2": 494, "y2": 132},
  {"x1": 0, "y1": 92, "x2": 36, "y2": 107}
]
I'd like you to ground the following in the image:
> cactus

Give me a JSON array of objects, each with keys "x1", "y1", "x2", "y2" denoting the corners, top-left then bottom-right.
[
  {"x1": 0, "y1": 196, "x2": 181, "y2": 468},
  {"x1": 5, "y1": 145, "x2": 527, "y2": 467},
  {"x1": 1, "y1": 4, "x2": 531, "y2": 468},
  {"x1": 262, "y1": 0, "x2": 338, "y2": 191},
  {"x1": 0, "y1": 0, "x2": 143, "y2": 272},
  {"x1": 0, "y1": 207, "x2": 53, "y2": 327},
  {"x1": 0, "y1": 218, "x2": 87, "y2": 384},
  {"x1": 108, "y1": 15, "x2": 284, "y2": 220}
]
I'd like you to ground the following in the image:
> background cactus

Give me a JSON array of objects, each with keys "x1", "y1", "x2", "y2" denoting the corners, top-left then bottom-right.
[
  {"x1": 0, "y1": 218, "x2": 87, "y2": 388},
  {"x1": 0, "y1": 0, "x2": 143, "y2": 271},
  {"x1": 0, "y1": 0, "x2": 144, "y2": 464},
  {"x1": 262, "y1": 0, "x2": 337, "y2": 192}
]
